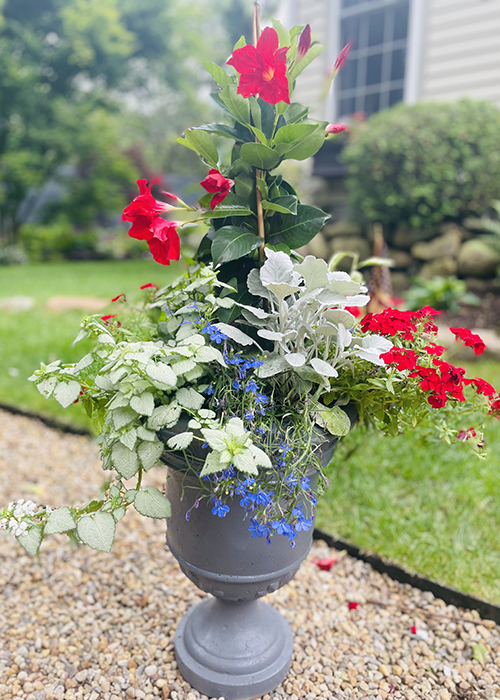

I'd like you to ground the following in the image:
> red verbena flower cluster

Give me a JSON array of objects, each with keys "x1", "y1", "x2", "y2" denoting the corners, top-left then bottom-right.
[
  {"x1": 360, "y1": 307, "x2": 439, "y2": 341},
  {"x1": 450, "y1": 327, "x2": 486, "y2": 355},
  {"x1": 227, "y1": 27, "x2": 290, "y2": 105},
  {"x1": 200, "y1": 169, "x2": 234, "y2": 210},
  {"x1": 122, "y1": 179, "x2": 180, "y2": 266}
]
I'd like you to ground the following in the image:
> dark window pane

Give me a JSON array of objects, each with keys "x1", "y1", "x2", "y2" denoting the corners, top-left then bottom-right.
[
  {"x1": 391, "y1": 47, "x2": 406, "y2": 81},
  {"x1": 339, "y1": 96, "x2": 356, "y2": 116},
  {"x1": 389, "y1": 88, "x2": 404, "y2": 106},
  {"x1": 394, "y1": 2, "x2": 409, "y2": 41},
  {"x1": 341, "y1": 16, "x2": 360, "y2": 49},
  {"x1": 366, "y1": 53, "x2": 382, "y2": 85},
  {"x1": 340, "y1": 57, "x2": 358, "y2": 90},
  {"x1": 367, "y1": 10, "x2": 385, "y2": 46},
  {"x1": 364, "y1": 92, "x2": 380, "y2": 115}
]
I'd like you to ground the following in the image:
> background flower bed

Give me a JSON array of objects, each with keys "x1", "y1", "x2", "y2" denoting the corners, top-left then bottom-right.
[{"x1": 1, "y1": 261, "x2": 499, "y2": 603}]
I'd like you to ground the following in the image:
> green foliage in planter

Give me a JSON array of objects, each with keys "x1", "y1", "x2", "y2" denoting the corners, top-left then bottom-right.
[{"x1": 343, "y1": 100, "x2": 500, "y2": 230}]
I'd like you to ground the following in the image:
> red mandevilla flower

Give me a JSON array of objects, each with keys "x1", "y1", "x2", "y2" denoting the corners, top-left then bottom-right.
[
  {"x1": 348, "y1": 601, "x2": 359, "y2": 610},
  {"x1": 147, "y1": 220, "x2": 181, "y2": 266},
  {"x1": 200, "y1": 169, "x2": 234, "y2": 210},
  {"x1": 449, "y1": 327, "x2": 486, "y2": 355},
  {"x1": 227, "y1": 27, "x2": 290, "y2": 105},
  {"x1": 122, "y1": 179, "x2": 181, "y2": 266},
  {"x1": 122, "y1": 179, "x2": 175, "y2": 241}
]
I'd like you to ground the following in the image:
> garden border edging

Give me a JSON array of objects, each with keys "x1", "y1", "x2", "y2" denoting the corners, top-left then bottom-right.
[{"x1": 1, "y1": 403, "x2": 498, "y2": 624}]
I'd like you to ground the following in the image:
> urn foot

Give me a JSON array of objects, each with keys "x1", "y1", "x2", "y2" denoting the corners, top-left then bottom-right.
[{"x1": 174, "y1": 596, "x2": 293, "y2": 700}]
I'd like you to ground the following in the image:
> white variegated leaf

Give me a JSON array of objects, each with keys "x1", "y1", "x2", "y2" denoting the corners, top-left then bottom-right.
[
  {"x1": 138, "y1": 440, "x2": 164, "y2": 471},
  {"x1": 145, "y1": 361, "x2": 177, "y2": 388},
  {"x1": 112, "y1": 442, "x2": 139, "y2": 479},
  {"x1": 112, "y1": 406, "x2": 137, "y2": 430},
  {"x1": 176, "y1": 387, "x2": 205, "y2": 410},
  {"x1": 147, "y1": 403, "x2": 181, "y2": 430},
  {"x1": 166, "y1": 432, "x2": 194, "y2": 450},
  {"x1": 285, "y1": 353, "x2": 306, "y2": 367},
  {"x1": 212, "y1": 323, "x2": 256, "y2": 347},
  {"x1": 310, "y1": 358, "x2": 338, "y2": 377},
  {"x1": 53, "y1": 380, "x2": 81, "y2": 408},
  {"x1": 130, "y1": 392, "x2": 155, "y2": 417},
  {"x1": 257, "y1": 356, "x2": 289, "y2": 378}
]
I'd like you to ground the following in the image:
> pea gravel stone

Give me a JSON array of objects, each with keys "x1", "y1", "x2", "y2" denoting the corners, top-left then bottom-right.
[{"x1": 1, "y1": 409, "x2": 499, "y2": 699}]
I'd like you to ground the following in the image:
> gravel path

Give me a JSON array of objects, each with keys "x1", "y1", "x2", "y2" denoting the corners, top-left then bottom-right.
[{"x1": 1, "y1": 409, "x2": 499, "y2": 700}]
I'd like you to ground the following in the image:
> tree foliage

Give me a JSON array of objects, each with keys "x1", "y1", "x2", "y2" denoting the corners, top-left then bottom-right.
[{"x1": 0, "y1": 0, "x2": 237, "y2": 241}]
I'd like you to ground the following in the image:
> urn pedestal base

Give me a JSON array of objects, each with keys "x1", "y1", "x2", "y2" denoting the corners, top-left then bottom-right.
[{"x1": 175, "y1": 596, "x2": 293, "y2": 700}]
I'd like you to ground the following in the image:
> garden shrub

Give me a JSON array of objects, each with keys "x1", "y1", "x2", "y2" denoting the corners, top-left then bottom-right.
[{"x1": 343, "y1": 100, "x2": 500, "y2": 230}]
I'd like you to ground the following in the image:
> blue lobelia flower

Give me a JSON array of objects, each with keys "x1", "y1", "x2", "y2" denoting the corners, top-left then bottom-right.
[{"x1": 211, "y1": 501, "x2": 230, "y2": 518}]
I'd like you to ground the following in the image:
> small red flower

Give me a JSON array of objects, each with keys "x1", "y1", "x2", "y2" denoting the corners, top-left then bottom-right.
[
  {"x1": 112, "y1": 293, "x2": 126, "y2": 303},
  {"x1": 227, "y1": 27, "x2": 290, "y2": 105},
  {"x1": 345, "y1": 305, "x2": 362, "y2": 318},
  {"x1": 457, "y1": 428, "x2": 477, "y2": 441},
  {"x1": 147, "y1": 220, "x2": 181, "y2": 266},
  {"x1": 123, "y1": 179, "x2": 176, "y2": 241},
  {"x1": 348, "y1": 601, "x2": 359, "y2": 610},
  {"x1": 381, "y1": 348, "x2": 418, "y2": 371},
  {"x1": 296, "y1": 24, "x2": 311, "y2": 62},
  {"x1": 200, "y1": 169, "x2": 234, "y2": 210},
  {"x1": 326, "y1": 124, "x2": 347, "y2": 135},
  {"x1": 467, "y1": 377, "x2": 497, "y2": 397},
  {"x1": 489, "y1": 394, "x2": 500, "y2": 417},
  {"x1": 140, "y1": 283, "x2": 159, "y2": 290},
  {"x1": 313, "y1": 556, "x2": 338, "y2": 571},
  {"x1": 423, "y1": 343, "x2": 445, "y2": 356},
  {"x1": 101, "y1": 315, "x2": 121, "y2": 327},
  {"x1": 449, "y1": 327, "x2": 486, "y2": 355},
  {"x1": 334, "y1": 42, "x2": 351, "y2": 72},
  {"x1": 411, "y1": 625, "x2": 417, "y2": 635}
]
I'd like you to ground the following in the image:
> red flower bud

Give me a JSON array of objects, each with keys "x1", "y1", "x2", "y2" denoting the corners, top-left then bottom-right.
[
  {"x1": 334, "y1": 42, "x2": 351, "y2": 72},
  {"x1": 297, "y1": 24, "x2": 311, "y2": 62},
  {"x1": 326, "y1": 124, "x2": 347, "y2": 135},
  {"x1": 348, "y1": 601, "x2": 359, "y2": 610}
]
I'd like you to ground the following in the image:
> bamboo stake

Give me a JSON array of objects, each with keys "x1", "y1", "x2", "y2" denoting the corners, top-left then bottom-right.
[{"x1": 253, "y1": 2, "x2": 266, "y2": 261}]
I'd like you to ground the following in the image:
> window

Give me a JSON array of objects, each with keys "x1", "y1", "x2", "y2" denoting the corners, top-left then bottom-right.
[{"x1": 337, "y1": 0, "x2": 410, "y2": 118}]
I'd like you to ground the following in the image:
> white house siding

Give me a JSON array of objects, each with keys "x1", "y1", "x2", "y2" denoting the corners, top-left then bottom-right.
[
  {"x1": 419, "y1": 0, "x2": 500, "y2": 106},
  {"x1": 277, "y1": 0, "x2": 337, "y2": 120}
]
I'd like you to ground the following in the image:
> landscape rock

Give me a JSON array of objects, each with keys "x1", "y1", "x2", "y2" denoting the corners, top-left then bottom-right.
[
  {"x1": 419, "y1": 257, "x2": 458, "y2": 279},
  {"x1": 322, "y1": 221, "x2": 364, "y2": 239},
  {"x1": 457, "y1": 239, "x2": 500, "y2": 278},
  {"x1": 45, "y1": 296, "x2": 109, "y2": 312},
  {"x1": 411, "y1": 228, "x2": 463, "y2": 261},
  {"x1": 0, "y1": 295, "x2": 36, "y2": 311},
  {"x1": 392, "y1": 226, "x2": 437, "y2": 250},
  {"x1": 388, "y1": 249, "x2": 414, "y2": 270}
]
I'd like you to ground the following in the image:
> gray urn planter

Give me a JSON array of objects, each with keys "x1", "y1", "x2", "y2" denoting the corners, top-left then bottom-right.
[{"x1": 159, "y1": 429, "x2": 337, "y2": 700}]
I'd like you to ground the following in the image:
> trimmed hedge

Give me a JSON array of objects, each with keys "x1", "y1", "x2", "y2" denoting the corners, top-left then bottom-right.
[{"x1": 343, "y1": 100, "x2": 500, "y2": 230}]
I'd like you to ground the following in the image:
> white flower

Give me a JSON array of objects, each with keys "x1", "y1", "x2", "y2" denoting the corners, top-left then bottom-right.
[{"x1": 200, "y1": 417, "x2": 272, "y2": 477}]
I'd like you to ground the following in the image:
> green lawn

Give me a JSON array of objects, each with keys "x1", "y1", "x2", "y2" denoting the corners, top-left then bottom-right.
[
  {"x1": 1, "y1": 261, "x2": 499, "y2": 603},
  {"x1": 0, "y1": 260, "x2": 181, "y2": 429}
]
